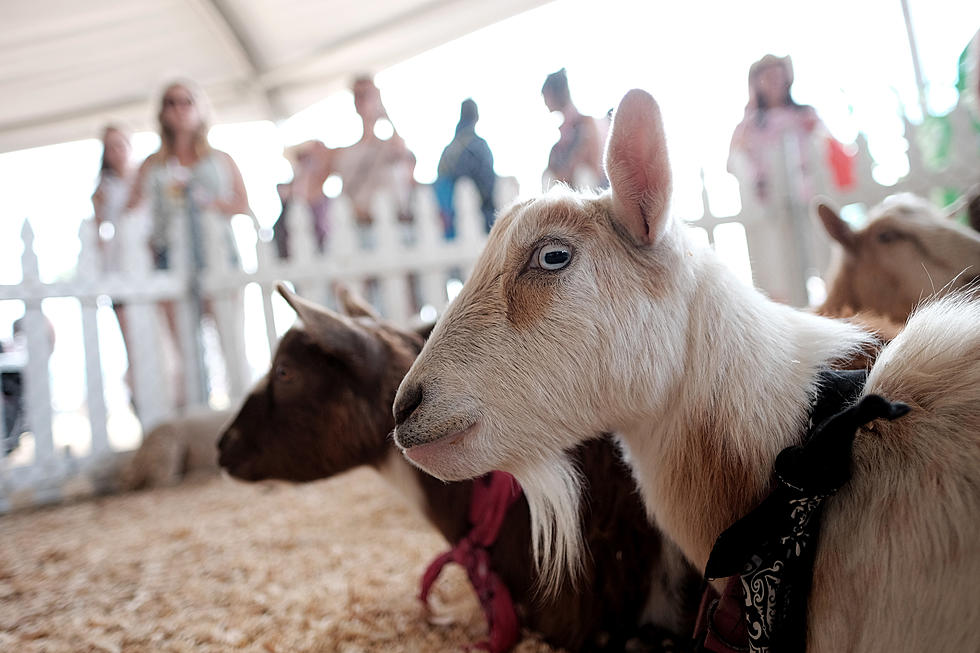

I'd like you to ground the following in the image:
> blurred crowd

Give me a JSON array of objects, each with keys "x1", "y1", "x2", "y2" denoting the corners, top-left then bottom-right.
[
  {"x1": 2, "y1": 27, "x2": 978, "y2": 455},
  {"x1": 94, "y1": 34, "x2": 980, "y2": 278}
]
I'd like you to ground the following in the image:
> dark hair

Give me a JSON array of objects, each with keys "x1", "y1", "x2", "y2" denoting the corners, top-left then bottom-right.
[
  {"x1": 749, "y1": 57, "x2": 803, "y2": 127},
  {"x1": 351, "y1": 74, "x2": 376, "y2": 88},
  {"x1": 753, "y1": 91, "x2": 804, "y2": 126},
  {"x1": 99, "y1": 124, "x2": 129, "y2": 176},
  {"x1": 456, "y1": 98, "x2": 479, "y2": 133},
  {"x1": 542, "y1": 68, "x2": 571, "y2": 107}
]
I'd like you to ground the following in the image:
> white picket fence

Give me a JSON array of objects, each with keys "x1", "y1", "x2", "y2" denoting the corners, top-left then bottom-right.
[
  {"x1": 1, "y1": 101, "x2": 977, "y2": 512},
  {"x1": 0, "y1": 177, "x2": 516, "y2": 511}
]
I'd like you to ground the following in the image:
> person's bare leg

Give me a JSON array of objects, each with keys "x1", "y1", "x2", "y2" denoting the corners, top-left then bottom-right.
[
  {"x1": 160, "y1": 299, "x2": 186, "y2": 408},
  {"x1": 113, "y1": 305, "x2": 136, "y2": 399}
]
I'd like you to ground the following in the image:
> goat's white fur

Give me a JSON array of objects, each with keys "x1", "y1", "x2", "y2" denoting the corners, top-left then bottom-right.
[
  {"x1": 394, "y1": 89, "x2": 980, "y2": 651},
  {"x1": 510, "y1": 453, "x2": 584, "y2": 597}
]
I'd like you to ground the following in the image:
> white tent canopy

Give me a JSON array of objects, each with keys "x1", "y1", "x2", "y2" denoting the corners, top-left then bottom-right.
[{"x1": 0, "y1": 0, "x2": 549, "y2": 154}]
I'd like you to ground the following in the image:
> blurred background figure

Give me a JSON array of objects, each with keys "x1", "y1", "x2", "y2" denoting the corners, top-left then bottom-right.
[
  {"x1": 541, "y1": 67, "x2": 606, "y2": 189},
  {"x1": 327, "y1": 76, "x2": 417, "y2": 227},
  {"x1": 93, "y1": 125, "x2": 134, "y2": 274},
  {"x1": 272, "y1": 139, "x2": 331, "y2": 258},
  {"x1": 127, "y1": 79, "x2": 251, "y2": 271},
  {"x1": 957, "y1": 28, "x2": 980, "y2": 127},
  {"x1": 956, "y1": 28, "x2": 980, "y2": 231},
  {"x1": 127, "y1": 79, "x2": 252, "y2": 407},
  {"x1": 434, "y1": 98, "x2": 497, "y2": 238},
  {"x1": 0, "y1": 330, "x2": 25, "y2": 455},
  {"x1": 728, "y1": 54, "x2": 853, "y2": 202},
  {"x1": 1, "y1": 315, "x2": 54, "y2": 456},
  {"x1": 91, "y1": 124, "x2": 135, "y2": 383}
]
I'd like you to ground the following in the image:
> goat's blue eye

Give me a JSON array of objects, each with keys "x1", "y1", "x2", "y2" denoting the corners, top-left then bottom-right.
[{"x1": 537, "y1": 245, "x2": 572, "y2": 271}]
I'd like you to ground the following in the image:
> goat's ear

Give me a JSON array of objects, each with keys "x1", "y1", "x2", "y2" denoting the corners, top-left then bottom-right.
[
  {"x1": 335, "y1": 284, "x2": 380, "y2": 319},
  {"x1": 277, "y1": 282, "x2": 314, "y2": 321},
  {"x1": 276, "y1": 282, "x2": 381, "y2": 367},
  {"x1": 813, "y1": 198, "x2": 856, "y2": 250},
  {"x1": 604, "y1": 89, "x2": 672, "y2": 246}
]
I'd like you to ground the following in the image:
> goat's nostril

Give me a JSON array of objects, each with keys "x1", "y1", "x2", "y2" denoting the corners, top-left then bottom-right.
[
  {"x1": 217, "y1": 430, "x2": 231, "y2": 452},
  {"x1": 394, "y1": 384, "x2": 424, "y2": 425}
]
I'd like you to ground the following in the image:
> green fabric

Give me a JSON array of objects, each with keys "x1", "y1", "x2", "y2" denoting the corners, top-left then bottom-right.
[
  {"x1": 917, "y1": 114, "x2": 952, "y2": 168},
  {"x1": 956, "y1": 35, "x2": 980, "y2": 134},
  {"x1": 957, "y1": 40, "x2": 969, "y2": 95}
]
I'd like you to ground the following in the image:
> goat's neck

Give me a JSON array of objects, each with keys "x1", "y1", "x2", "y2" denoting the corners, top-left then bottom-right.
[
  {"x1": 375, "y1": 447, "x2": 474, "y2": 544},
  {"x1": 618, "y1": 248, "x2": 869, "y2": 572}
]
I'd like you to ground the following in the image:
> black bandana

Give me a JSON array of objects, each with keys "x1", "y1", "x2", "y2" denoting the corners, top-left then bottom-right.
[{"x1": 701, "y1": 370, "x2": 909, "y2": 653}]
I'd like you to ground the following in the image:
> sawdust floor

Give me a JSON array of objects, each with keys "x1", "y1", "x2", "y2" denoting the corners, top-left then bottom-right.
[{"x1": 0, "y1": 470, "x2": 559, "y2": 652}]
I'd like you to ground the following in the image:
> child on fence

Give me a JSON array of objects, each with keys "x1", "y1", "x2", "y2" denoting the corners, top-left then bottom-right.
[{"x1": 434, "y1": 99, "x2": 497, "y2": 239}]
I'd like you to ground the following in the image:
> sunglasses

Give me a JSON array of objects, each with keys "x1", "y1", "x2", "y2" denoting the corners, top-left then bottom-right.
[{"x1": 162, "y1": 96, "x2": 194, "y2": 108}]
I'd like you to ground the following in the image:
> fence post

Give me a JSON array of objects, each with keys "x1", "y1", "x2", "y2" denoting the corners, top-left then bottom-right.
[
  {"x1": 326, "y1": 195, "x2": 358, "y2": 289},
  {"x1": 205, "y1": 212, "x2": 250, "y2": 401},
  {"x1": 412, "y1": 186, "x2": 448, "y2": 314},
  {"x1": 453, "y1": 179, "x2": 485, "y2": 281},
  {"x1": 19, "y1": 220, "x2": 58, "y2": 501},
  {"x1": 373, "y1": 192, "x2": 415, "y2": 323},
  {"x1": 77, "y1": 219, "x2": 109, "y2": 457},
  {"x1": 254, "y1": 227, "x2": 281, "y2": 356},
  {"x1": 285, "y1": 198, "x2": 317, "y2": 265},
  {"x1": 282, "y1": 198, "x2": 330, "y2": 307},
  {"x1": 494, "y1": 176, "x2": 520, "y2": 213}
]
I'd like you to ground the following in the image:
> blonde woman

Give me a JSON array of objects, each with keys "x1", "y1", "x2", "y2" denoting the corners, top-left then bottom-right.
[
  {"x1": 128, "y1": 80, "x2": 250, "y2": 268},
  {"x1": 127, "y1": 80, "x2": 252, "y2": 405}
]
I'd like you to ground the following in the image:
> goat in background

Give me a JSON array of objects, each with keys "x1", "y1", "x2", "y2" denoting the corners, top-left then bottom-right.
[{"x1": 815, "y1": 192, "x2": 980, "y2": 324}]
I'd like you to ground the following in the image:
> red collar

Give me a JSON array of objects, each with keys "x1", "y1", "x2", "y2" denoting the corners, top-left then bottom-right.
[{"x1": 420, "y1": 471, "x2": 523, "y2": 652}]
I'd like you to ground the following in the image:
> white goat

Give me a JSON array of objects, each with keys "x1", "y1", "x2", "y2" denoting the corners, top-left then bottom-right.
[{"x1": 392, "y1": 89, "x2": 980, "y2": 652}]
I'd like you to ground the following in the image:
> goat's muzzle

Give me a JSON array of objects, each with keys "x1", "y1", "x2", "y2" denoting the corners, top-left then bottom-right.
[{"x1": 393, "y1": 383, "x2": 424, "y2": 426}]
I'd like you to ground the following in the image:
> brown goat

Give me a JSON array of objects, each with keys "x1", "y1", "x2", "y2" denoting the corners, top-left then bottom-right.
[
  {"x1": 217, "y1": 285, "x2": 700, "y2": 652},
  {"x1": 816, "y1": 193, "x2": 980, "y2": 324}
]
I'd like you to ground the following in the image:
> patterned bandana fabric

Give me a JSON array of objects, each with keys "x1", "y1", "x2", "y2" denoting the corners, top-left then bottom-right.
[
  {"x1": 697, "y1": 370, "x2": 909, "y2": 653},
  {"x1": 419, "y1": 471, "x2": 523, "y2": 653}
]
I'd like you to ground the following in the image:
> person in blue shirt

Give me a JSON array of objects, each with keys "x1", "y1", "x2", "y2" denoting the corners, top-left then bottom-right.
[{"x1": 434, "y1": 99, "x2": 497, "y2": 239}]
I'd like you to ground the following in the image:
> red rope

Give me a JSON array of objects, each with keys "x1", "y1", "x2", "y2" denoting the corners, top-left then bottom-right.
[{"x1": 420, "y1": 471, "x2": 522, "y2": 653}]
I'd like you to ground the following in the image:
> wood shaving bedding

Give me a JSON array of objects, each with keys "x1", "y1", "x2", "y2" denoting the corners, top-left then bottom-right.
[{"x1": 0, "y1": 469, "x2": 558, "y2": 652}]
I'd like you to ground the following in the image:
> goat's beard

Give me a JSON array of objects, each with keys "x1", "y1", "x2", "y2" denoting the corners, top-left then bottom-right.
[{"x1": 511, "y1": 452, "x2": 585, "y2": 599}]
